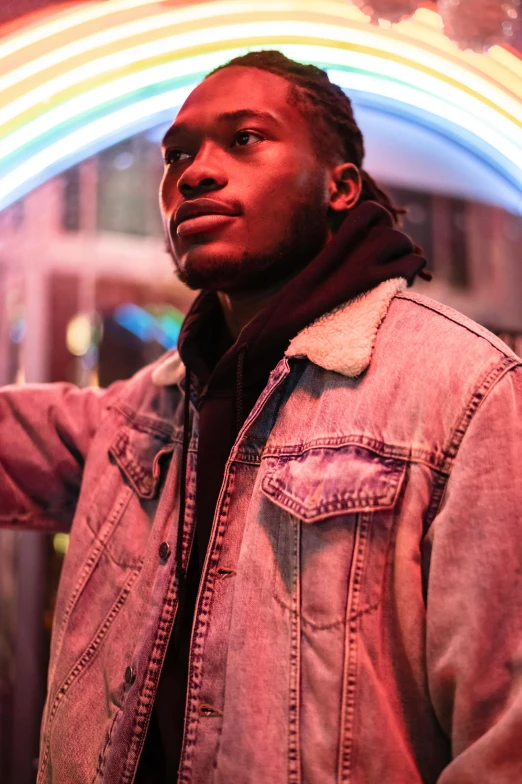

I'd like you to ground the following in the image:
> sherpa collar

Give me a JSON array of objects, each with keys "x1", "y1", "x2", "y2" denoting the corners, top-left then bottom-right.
[
  {"x1": 152, "y1": 277, "x2": 407, "y2": 386},
  {"x1": 285, "y1": 276, "x2": 406, "y2": 376}
]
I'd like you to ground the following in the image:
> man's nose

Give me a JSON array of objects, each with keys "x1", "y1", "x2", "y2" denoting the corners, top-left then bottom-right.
[
  {"x1": 178, "y1": 175, "x2": 221, "y2": 197},
  {"x1": 177, "y1": 149, "x2": 227, "y2": 197}
]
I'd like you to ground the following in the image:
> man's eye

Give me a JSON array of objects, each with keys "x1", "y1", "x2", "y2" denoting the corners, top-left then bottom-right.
[
  {"x1": 164, "y1": 149, "x2": 190, "y2": 165},
  {"x1": 232, "y1": 131, "x2": 262, "y2": 147}
]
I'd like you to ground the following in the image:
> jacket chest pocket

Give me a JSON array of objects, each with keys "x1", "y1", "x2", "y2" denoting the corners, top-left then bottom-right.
[
  {"x1": 77, "y1": 421, "x2": 177, "y2": 570},
  {"x1": 261, "y1": 444, "x2": 406, "y2": 630}
]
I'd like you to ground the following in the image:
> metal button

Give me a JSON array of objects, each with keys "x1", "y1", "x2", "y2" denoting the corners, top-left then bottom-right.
[
  {"x1": 159, "y1": 542, "x2": 171, "y2": 561},
  {"x1": 124, "y1": 666, "x2": 136, "y2": 685}
]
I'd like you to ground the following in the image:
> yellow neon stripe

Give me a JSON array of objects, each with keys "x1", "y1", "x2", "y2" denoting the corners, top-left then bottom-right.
[
  {"x1": 0, "y1": 0, "x2": 513, "y2": 105},
  {"x1": 1, "y1": 0, "x2": 519, "y2": 97},
  {"x1": 0, "y1": 0, "x2": 369, "y2": 63},
  {"x1": 0, "y1": 0, "x2": 522, "y2": 130},
  {"x1": 2, "y1": 17, "x2": 521, "y2": 131},
  {"x1": 0, "y1": 0, "x2": 520, "y2": 201},
  {"x1": 0, "y1": 0, "x2": 161, "y2": 60},
  {"x1": 0, "y1": 0, "x2": 369, "y2": 91},
  {"x1": 0, "y1": 86, "x2": 195, "y2": 201},
  {"x1": 2, "y1": 37, "x2": 520, "y2": 157},
  {"x1": 0, "y1": 50, "x2": 245, "y2": 158},
  {"x1": 488, "y1": 44, "x2": 522, "y2": 81}
]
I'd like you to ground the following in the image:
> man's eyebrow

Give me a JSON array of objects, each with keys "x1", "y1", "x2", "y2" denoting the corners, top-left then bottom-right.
[
  {"x1": 217, "y1": 109, "x2": 282, "y2": 125},
  {"x1": 161, "y1": 109, "x2": 282, "y2": 147}
]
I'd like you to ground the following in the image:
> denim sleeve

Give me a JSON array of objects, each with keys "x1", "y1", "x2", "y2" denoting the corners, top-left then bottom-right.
[
  {"x1": 424, "y1": 363, "x2": 522, "y2": 784},
  {"x1": 0, "y1": 382, "x2": 117, "y2": 533}
]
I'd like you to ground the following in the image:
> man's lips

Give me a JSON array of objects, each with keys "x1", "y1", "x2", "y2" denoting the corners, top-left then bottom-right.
[
  {"x1": 176, "y1": 213, "x2": 237, "y2": 238},
  {"x1": 174, "y1": 198, "x2": 240, "y2": 238}
]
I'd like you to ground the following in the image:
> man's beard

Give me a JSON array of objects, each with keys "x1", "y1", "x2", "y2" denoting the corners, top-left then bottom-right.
[{"x1": 165, "y1": 192, "x2": 330, "y2": 293}]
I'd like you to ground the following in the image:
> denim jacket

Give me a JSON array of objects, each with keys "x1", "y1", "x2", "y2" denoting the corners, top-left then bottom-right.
[{"x1": 1, "y1": 278, "x2": 522, "y2": 784}]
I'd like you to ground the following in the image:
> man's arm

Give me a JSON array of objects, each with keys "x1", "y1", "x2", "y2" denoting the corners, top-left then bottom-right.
[
  {"x1": 0, "y1": 382, "x2": 116, "y2": 532},
  {"x1": 423, "y1": 363, "x2": 522, "y2": 783}
]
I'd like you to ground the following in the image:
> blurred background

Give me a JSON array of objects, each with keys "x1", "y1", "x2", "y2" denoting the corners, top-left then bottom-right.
[{"x1": 0, "y1": 1, "x2": 521, "y2": 781}]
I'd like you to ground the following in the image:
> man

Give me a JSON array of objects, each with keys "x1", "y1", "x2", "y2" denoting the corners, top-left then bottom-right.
[{"x1": 1, "y1": 50, "x2": 521, "y2": 784}]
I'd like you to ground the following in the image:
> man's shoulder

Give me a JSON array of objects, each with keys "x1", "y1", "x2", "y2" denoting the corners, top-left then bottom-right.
[
  {"x1": 119, "y1": 350, "x2": 182, "y2": 390},
  {"x1": 390, "y1": 289, "x2": 521, "y2": 365},
  {"x1": 109, "y1": 350, "x2": 183, "y2": 420}
]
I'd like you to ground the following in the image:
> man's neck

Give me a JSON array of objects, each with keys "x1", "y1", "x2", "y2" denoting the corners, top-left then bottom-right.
[
  {"x1": 215, "y1": 225, "x2": 338, "y2": 340},
  {"x1": 217, "y1": 281, "x2": 286, "y2": 340}
]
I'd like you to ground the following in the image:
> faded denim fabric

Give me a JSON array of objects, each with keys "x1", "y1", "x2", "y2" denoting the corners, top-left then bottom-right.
[{"x1": 0, "y1": 285, "x2": 521, "y2": 784}]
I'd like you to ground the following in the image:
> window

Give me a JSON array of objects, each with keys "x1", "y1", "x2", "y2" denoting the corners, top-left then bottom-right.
[{"x1": 62, "y1": 166, "x2": 81, "y2": 232}]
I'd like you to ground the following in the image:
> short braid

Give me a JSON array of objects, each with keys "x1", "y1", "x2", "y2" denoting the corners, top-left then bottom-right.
[{"x1": 207, "y1": 50, "x2": 406, "y2": 225}]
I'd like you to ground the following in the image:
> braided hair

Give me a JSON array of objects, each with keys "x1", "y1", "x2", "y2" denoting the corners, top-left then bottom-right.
[{"x1": 207, "y1": 50, "x2": 406, "y2": 225}]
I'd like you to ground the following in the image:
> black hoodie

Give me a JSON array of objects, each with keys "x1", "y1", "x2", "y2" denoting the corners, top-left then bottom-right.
[{"x1": 135, "y1": 201, "x2": 429, "y2": 782}]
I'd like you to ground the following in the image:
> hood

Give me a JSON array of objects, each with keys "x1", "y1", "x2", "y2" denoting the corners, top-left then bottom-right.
[{"x1": 166, "y1": 200, "x2": 428, "y2": 397}]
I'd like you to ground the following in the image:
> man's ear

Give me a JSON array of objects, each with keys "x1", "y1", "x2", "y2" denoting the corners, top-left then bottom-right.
[{"x1": 328, "y1": 163, "x2": 362, "y2": 213}]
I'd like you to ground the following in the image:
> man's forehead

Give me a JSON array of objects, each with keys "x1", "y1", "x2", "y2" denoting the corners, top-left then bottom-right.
[
  {"x1": 184, "y1": 66, "x2": 290, "y2": 108},
  {"x1": 168, "y1": 67, "x2": 293, "y2": 129}
]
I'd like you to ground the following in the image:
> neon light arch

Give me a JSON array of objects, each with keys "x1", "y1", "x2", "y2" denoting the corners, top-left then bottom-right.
[{"x1": 1, "y1": 0, "x2": 522, "y2": 212}]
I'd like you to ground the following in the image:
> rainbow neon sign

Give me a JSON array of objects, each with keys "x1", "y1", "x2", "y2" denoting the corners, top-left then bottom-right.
[{"x1": 1, "y1": 0, "x2": 521, "y2": 212}]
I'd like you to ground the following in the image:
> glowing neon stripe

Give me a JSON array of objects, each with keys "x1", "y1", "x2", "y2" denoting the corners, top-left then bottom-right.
[
  {"x1": 2, "y1": 48, "x2": 520, "y2": 171},
  {"x1": 2, "y1": 13, "x2": 521, "y2": 129},
  {"x1": 0, "y1": 87, "x2": 194, "y2": 202},
  {"x1": 0, "y1": 0, "x2": 521, "y2": 211},
  {"x1": 0, "y1": 0, "x2": 367, "y2": 62}
]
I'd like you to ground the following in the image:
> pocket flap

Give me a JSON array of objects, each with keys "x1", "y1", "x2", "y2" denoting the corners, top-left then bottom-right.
[
  {"x1": 261, "y1": 444, "x2": 405, "y2": 523},
  {"x1": 109, "y1": 423, "x2": 175, "y2": 499}
]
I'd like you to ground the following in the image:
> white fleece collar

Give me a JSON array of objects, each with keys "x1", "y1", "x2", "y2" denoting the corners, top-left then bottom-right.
[
  {"x1": 285, "y1": 277, "x2": 407, "y2": 377},
  {"x1": 152, "y1": 277, "x2": 407, "y2": 386}
]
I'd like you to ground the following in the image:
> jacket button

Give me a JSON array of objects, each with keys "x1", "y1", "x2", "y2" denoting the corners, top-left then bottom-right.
[
  {"x1": 159, "y1": 542, "x2": 171, "y2": 561},
  {"x1": 124, "y1": 666, "x2": 136, "y2": 685},
  {"x1": 198, "y1": 702, "x2": 223, "y2": 717}
]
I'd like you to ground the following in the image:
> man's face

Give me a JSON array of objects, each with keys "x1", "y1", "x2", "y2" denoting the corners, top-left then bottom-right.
[{"x1": 160, "y1": 66, "x2": 333, "y2": 292}]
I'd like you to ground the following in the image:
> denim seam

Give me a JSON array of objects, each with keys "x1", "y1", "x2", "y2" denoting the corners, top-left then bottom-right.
[
  {"x1": 181, "y1": 492, "x2": 198, "y2": 575},
  {"x1": 396, "y1": 292, "x2": 522, "y2": 362},
  {"x1": 273, "y1": 592, "x2": 346, "y2": 631},
  {"x1": 338, "y1": 512, "x2": 370, "y2": 783},
  {"x1": 264, "y1": 486, "x2": 401, "y2": 520},
  {"x1": 84, "y1": 486, "x2": 137, "y2": 567},
  {"x1": 444, "y1": 358, "x2": 518, "y2": 461},
  {"x1": 178, "y1": 464, "x2": 237, "y2": 783},
  {"x1": 110, "y1": 401, "x2": 178, "y2": 439},
  {"x1": 232, "y1": 451, "x2": 263, "y2": 465},
  {"x1": 50, "y1": 488, "x2": 133, "y2": 685},
  {"x1": 262, "y1": 437, "x2": 449, "y2": 473},
  {"x1": 121, "y1": 438, "x2": 198, "y2": 782},
  {"x1": 288, "y1": 517, "x2": 301, "y2": 784},
  {"x1": 38, "y1": 566, "x2": 141, "y2": 784},
  {"x1": 424, "y1": 360, "x2": 518, "y2": 533},
  {"x1": 99, "y1": 538, "x2": 147, "y2": 570},
  {"x1": 110, "y1": 433, "x2": 158, "y2": 499},
  {"x1": 120, "y1": 561, "x2": 182, "y2": 784},
  {"x1": 93, "y1": 704, "x2": 123, "y2": 782},
  {"x1": 349, "y1": 600, "x2": 380, "y2": 622}
]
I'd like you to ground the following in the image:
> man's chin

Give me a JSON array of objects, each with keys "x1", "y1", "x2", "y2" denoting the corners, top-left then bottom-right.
[
  {"x1": 174, "y1": 251, "x2": 253, "y2": 292},
  {"x1": 170, "y1": 240, "x2": 271, "y2": 292},
  {"x1": 168, "y1": 216, "x2": 328, "y2": 292}
]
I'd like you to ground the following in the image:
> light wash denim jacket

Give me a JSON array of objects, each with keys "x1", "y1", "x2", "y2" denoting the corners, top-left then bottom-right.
[{"x1": 1, "y1": 279, "x2": 522, "y2": 784}]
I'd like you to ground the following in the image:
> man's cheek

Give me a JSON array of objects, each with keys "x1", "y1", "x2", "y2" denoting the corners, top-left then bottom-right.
[{"x1": 255, "y1": 185, "x2": 294, "y2": 222}]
